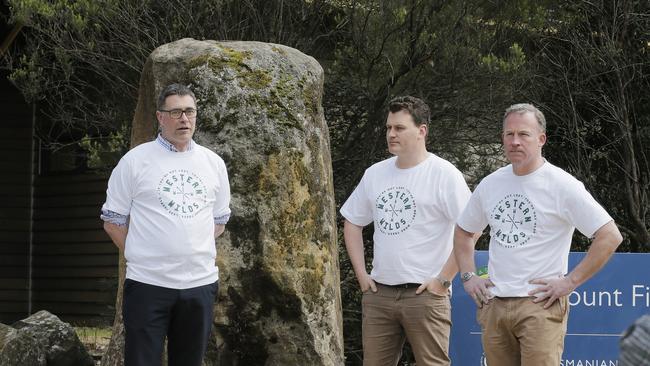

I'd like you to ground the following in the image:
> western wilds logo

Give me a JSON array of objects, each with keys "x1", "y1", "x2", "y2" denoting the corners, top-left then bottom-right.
[
  {"x1": 490, "y1": 193, "x2": 537, "y2": 248},
  {"x1": 375, "y1": 186, "x2": 416, "y2": 235},
  {"x1": 157, "y1": 169, "x2": 208, "y2": 219}
]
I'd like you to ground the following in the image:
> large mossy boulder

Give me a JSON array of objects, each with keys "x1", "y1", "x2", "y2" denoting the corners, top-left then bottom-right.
[{"x1": 103, "y1": 38, "x2": 343, "y2": 366}]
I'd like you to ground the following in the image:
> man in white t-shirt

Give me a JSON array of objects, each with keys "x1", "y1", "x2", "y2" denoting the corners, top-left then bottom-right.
[
  {"x1": 341, "y1": 96, "x2": 471, "y2": 366},
  {"x1": 101, "y1": 84, "x2": 231, "y2": 366},
  {"x1": 454, "y1": 103, "x2": 623, "y2": 366}
]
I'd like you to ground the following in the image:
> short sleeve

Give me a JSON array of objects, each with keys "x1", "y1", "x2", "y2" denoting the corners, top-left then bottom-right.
[
  {"x1": 102, "y1": 157, "x2": 134, "y2": 216},
  {"x1": 456, "y1": 184, "x2": 488, "y2": 234},
  {"x1": 340, "y1": 171, "x2": 374, "y2": 227},
  {"x1": 440, "y1": 168, "x2": 472, "y2": 221},
  {"x1": 561, "y1": 181, "x2": 612, "y2": 238},
  {"x1": 212, "y1": 159, "x2": 231, "y2": 222}
]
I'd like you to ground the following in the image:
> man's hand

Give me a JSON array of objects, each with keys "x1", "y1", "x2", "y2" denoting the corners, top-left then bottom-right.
[
  {"x1": 416, "y1": 277, "x2": 448, "y2": 296},
  {"x1": 215, "y1": 224, "x2": 225, "y2": 238},
  {"x1": 343, "y1": 220, "x2": 376, "y2": 293},
  {"x1": 529, "y1": 276, "x2": 577, "y2": 309},
  {"x1": 529, "y1": 221, "x2": 622, "y2": 309},
  {"x1": 357, "y1": 272, "x2": 377, "y2": 293},
  {"x1": 463, "y1": 276, "x2": 495, "y2": 308}
]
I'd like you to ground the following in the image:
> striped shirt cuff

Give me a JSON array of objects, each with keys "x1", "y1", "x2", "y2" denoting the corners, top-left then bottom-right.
[
  {"x1": 100, "y1": 209, "x2": 128, "y2": 227},
  {"x1": 102, "y1": 209, "x2": 227, "y2": 226},
  {"x1": 214, "y1": 214, "x2": 230, "y2": 225}
]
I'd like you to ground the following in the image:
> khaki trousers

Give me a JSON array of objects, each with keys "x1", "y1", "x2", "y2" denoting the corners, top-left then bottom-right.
[
  {"x1": 477, "y1": 296, "x2": 569, "y2": 366},
  {"x1": 361, "y1": 283, "x2": 451, "y2": 366}
]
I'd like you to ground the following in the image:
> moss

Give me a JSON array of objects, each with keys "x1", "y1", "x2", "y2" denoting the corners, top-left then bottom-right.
[
  {"x1": 240, "y1": 69, "x2": 273, "y2": 89},
  {"x1": 225, "y1": 97, "x2": 242, "y2": 111},
  {"x1": 187, "y1": 47, "x2": 271, "y2": 90},
  {"x1": 257, "y1": 150, "x2": 332, "y2": 303},
  {"x1": 188, "y1": 47, "x2": 318, "y2": 128},
  {"x1": 275, "y1": 73, "x2": 298, "y2": 98},
  {"x1": 267, "y1": 72, "x2": 305, "y2": 129},
  {"x1": 249, "y1": 93, "x2": 302, "y2": 130},
  {"x1": 271, "y1": 46, "x2": 287, "y2": 56},
  {"x1": 187, "y1": 48, "x2": 252, "y2": 71},
  {"x1": 302, "y1": 253, "x2": 316, "y2": 268},
  {"x1": 302, "y1": 266, "x2": 326, "y2": 307},
  {"x1": 219, "y1": 112, "x2": 239, "y2": 128},
  {"x1": 302, "y1": 76, "x2": 320, "y2": 116},
  {"x1": 297, "y1": 252, "x2": 327, "y2": 305},
  {"x1": 222, "y1": 47, "x2": 253, "y2": 64}
]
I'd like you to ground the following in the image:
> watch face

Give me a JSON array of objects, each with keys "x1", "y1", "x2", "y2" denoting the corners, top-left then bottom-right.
[{"x1": 462, "y1": 272, "x2": 473, "y2": 282}]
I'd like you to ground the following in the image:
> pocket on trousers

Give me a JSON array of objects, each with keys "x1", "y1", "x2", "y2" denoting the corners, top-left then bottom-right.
[
  {"x1": 547, "y1": 296, "x2": 568, "y2": 322},
  {"x1": 362, "y1": 286, "x2": 381, "y2": 296},
  {"x1": 476, "y1": 301, "x2": 490, "y2": 327},
  {"x1": 425, "y1": 288, "x2": 450, "y2": 298}
]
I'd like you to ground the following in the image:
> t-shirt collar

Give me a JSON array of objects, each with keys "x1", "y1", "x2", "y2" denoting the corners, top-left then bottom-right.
[{"x1": 156, "y1": 133, "x2": 194, "y2": 152}]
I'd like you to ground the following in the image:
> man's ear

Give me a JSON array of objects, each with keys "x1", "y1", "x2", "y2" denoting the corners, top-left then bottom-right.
[
  {"x1": 156, "y1": 111, "x2": 166, "y2": 133},
  {"x1": 419, "y1": 124, "x2": 428, "y2": 138},
  {"x1": 539, "y1": 132, "x2": 547, "y2": 147}
]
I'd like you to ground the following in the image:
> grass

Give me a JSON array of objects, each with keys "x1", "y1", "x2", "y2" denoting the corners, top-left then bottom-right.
[{"x1": 75, "y1": 326, "x2": 112, "y2": 360}]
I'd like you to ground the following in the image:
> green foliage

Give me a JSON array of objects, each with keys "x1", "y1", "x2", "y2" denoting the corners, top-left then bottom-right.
[
  {"x1": 5, "y1": 0, "x2": 340, "y2": 154},
  {"x1": 527, "y1": 0, "x2": 650, "y2": 251},
  {"x1": 480, "y1": 43, "x2": 526, "y2": 73},
  {"x1": 78, "y1": 123, "x2": 129, "y2": 171}
]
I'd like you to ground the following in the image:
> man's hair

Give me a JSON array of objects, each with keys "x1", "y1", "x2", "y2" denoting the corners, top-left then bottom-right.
[
  {"x1": 157, "y1": 83, "x2": 196, "y2": 110},
  {"x1": 387, "y1": 96, "x2": 431, "y2": 127},
  {"x1": 503, "y1": 103, "x2": 546, "y2": 132}
]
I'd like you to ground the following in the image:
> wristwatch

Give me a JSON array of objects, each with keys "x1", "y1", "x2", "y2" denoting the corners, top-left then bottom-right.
[
  {"x1": 461, "y1": 271, "x2": 476, "y2": 283},
  {"x1": 435, "y1": 275, "x2": 451, "y2": 289}
]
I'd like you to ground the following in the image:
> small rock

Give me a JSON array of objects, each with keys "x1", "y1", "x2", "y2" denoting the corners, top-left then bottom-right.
[{"x1": 0, "y1": 310, "x2": 94, "y2": 366}]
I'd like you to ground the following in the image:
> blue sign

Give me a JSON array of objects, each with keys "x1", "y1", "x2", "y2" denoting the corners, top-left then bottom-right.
[{"x1": 450, "y1": 252, "x2": 650, "y2": 366}]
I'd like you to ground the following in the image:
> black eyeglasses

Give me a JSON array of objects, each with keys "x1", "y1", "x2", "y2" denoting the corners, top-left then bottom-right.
[{"x1": 159, "y1": 108, "x2": 197, "y2": 119}]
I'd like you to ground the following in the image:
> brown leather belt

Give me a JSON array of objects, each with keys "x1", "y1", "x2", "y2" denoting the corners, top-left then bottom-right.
[{"x1": 377, "y1": 282, "x2": 421, "y2": 289}]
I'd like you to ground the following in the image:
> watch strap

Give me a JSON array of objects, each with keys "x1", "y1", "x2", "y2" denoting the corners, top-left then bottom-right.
[{"x1": 435, "y1": 275, "x2": 451, "y2": 288}]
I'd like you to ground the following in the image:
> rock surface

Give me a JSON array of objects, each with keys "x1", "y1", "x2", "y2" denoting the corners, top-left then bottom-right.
[
  {"x1": 103, "y1": 38, "x2": 343, "y2": 366},
  {"x1": 0, "y1": 310, "x2": 94, "y2": 366}
]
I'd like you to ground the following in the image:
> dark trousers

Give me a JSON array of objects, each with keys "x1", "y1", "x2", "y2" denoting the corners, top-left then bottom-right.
[{"x1": 123, "y1": 279, "x2": 218, "y2": 366}]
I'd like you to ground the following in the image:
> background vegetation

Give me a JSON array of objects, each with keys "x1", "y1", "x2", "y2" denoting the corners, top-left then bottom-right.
[{"x1": 3, "y1": 0, "x2": 648, "y2": 364}]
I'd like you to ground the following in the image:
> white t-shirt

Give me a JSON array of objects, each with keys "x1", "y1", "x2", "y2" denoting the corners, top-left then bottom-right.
[
  {"x1": 340, "y1": 153, "x2": 471, "y2": 285},
  {"x1": 457, "y1": 161, "x2": 612, "y2": 297},
  {"x1": 102, "y1": 141, "x2": 231, "y2": 289}
]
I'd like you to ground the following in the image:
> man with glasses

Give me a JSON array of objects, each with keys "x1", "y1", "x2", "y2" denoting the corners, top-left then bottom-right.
[{"x1": 101, "y1": 83, "x2": 230, "y2": 366}]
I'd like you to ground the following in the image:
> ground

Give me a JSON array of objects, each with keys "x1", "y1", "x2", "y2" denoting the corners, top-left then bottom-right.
[{"x1": 75, "y1": 327, "x2": 112, "y2": 365}]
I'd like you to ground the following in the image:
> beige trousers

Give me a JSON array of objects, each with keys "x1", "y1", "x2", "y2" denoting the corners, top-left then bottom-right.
[
  {"x1": 361, "y1": 283, "x2": 451, "y2": 366},
  {"x1": 477, "y1": 296, "x2": 569, "y2": 366}
]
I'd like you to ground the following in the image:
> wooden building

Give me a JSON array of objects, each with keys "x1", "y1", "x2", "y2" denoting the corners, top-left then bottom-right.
[{"x1": 0, "y1": 72, "x2": 118, "y2": 326}]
